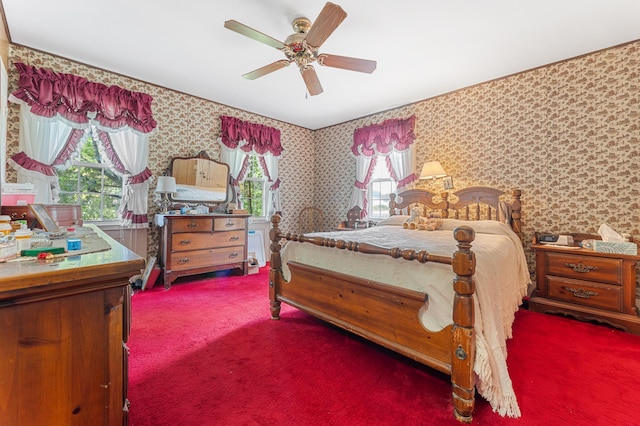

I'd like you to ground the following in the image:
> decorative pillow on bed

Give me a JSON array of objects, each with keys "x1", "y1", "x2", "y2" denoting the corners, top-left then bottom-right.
[
  {"x1": 440, "y1": 218, "x2": 514, "y2": 235},
  {"x1": 377, "y1": 215, "x2": 410, "y2": 226}
]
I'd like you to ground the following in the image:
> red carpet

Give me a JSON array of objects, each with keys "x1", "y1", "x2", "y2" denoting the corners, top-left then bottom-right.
[{"x1": 128, "y1": 266, "x2": 640, "y2": 425}]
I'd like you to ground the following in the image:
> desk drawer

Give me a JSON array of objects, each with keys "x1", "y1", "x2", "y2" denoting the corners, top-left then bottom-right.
[
  {"x1": 171, "y1": 230, "x2": 246, "y2": 251},
  {"x1": 169, "y1": 246, "x2": 245, "y2": 270},
  {"x1": 214, "y1": 217, "x2": 246, "y2": 231},
  {"x1": 546, "y1": 252, "x2": 622, "y2": 285},
  {"x1": 547, "y1": 276, "x2": 622, "y2": 312},
  {"x1": 171, "y1": 218, "x2": 214, "y2": 233}
]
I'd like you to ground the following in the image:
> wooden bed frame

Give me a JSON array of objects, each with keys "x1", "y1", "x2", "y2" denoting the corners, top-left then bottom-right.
[{"x1": 269, "y1": 187, "x2": 522, "y2": 423}]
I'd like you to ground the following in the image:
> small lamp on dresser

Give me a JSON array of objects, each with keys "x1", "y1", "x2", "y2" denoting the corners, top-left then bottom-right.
[{"x1": 155, "y1": 176, "x2": 177, "y2": 213}]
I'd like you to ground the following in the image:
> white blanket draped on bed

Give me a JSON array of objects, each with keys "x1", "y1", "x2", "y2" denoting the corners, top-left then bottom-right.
[{"x1": 280, "y1": 219, "x2": 530, "y2": 417}]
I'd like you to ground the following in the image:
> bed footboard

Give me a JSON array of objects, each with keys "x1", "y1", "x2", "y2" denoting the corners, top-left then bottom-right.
[{"x1": 268, "y1": 215, "x2": 477, "y2": 423}]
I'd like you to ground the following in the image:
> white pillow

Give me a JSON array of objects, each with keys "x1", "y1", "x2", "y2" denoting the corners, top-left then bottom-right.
[{"x1": 376, "y1": 215, "x2": 410, "y2": 226}]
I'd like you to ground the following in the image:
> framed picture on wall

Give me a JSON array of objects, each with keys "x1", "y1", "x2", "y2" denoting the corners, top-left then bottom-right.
[
  {"x1": 29, "y1": 204, "x2": 60, "y2": 232},
  {"x1": 443, "y1": 176, "x2": 454, "y2": 190}
]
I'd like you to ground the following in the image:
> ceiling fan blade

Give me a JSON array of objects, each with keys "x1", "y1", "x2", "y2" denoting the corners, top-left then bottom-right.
[
  {"x1": 224, "y1": 20, "x2": 286, "y2": 50},
  {"x1": 300, "y1": 66, "x2": 323, "y2": 96},
  {"x1": 318, "y1": 54, "x2": 377, "y2": 74},
  {"x1": 242, "y1": 60, "x2": 291, "y2": 80},
  {"x1": 304, "y1": 2, "x2": 347, "y2": 48}
]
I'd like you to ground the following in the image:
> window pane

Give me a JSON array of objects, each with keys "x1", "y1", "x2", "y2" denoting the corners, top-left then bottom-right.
[
  {"x1": 240, "y1": 180, "x2": 264, "y2": 217},
  {"x1": 368, "y1": 158, "x2": 397, "y2": 219},
  {"x1": 55, "y1": 134, "x2": 123, "y2": 222}
]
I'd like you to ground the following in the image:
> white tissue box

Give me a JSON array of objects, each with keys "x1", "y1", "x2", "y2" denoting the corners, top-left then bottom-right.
[{"x1": 593, "y1": 241, "x2": 637, "y2": 255}]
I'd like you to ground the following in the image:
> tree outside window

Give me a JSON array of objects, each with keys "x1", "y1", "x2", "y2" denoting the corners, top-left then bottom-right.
[
  {"x1": 57, "y1": 134, "x2": 123, "y2": 221},
  {"x1": 240, "y1": 155, "x2": 266, "y2": 217},
  {"x1": 368, "y1": 158, "x2": 396, "y2": 219}
]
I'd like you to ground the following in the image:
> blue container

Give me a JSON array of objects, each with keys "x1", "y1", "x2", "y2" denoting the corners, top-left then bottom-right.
[{"x1": 67, "y1": 238, "x2": 82, "y2": 251}]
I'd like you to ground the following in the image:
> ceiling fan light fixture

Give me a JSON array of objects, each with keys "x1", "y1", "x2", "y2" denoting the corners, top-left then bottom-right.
[
  {"x1": 224, "y1": 2, "x2": 376, "y2": 95},
  {"x1": 291, "y1": 17, "x2": 311, "y2": 34}
]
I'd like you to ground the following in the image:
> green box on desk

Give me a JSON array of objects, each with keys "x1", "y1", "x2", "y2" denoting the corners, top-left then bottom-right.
[{"x1": 593, "y1": 241, "x2": 637, "y2": 255}]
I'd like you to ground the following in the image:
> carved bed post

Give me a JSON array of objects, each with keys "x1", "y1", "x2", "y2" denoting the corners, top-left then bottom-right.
[
  {"x1": 510, "y1": 189, "x2": 522, "y2": 238},
  {"x1": 451, "y1": 226, "x2": 476, "y2": 423},
  {"x1": 269, "y1": 214, "x2": 283, "y2": 320},
  {"x1": 440, "y1": 192, "x2": 450, "y2": 218}
]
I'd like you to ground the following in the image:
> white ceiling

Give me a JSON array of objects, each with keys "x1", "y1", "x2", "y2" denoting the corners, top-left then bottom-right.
[{"x1": 3, "y1": 0, "x2": 640, "y2": 130}]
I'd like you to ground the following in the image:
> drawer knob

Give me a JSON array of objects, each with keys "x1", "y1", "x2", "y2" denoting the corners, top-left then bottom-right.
[
  {"x1": 225, "y1": 220, "x2": 234, "y2": 228},
  {"x1": 10, "y1": 212, "x2": 27, "y2": 219},
  {"x1": 229, "y1": 236, "x2": 239, "y2": 241},
  {"x1": 188, "y1": 222, "x2": 198, "y2": 228},
  {"x1": 179, "y1": 239, "x2": 191, "y2": 245},
  {"x1": 178, "y1": 257, "x2": 190, "y2": 264},
  {"x1": 565, "y1": 262, "x2": 598, "y2": 273},
  {"x1": 562, "y1": 286, "x2": 598, "y2": 299},
  {"x1": 229, "y1": 252, "x2": 238, "y2": 258}
]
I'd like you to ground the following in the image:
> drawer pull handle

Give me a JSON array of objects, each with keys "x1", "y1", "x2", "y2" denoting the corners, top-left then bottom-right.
[
  {"x1": 562, "y1": 286, "x2": 599, "y2": 299},
  {"x1": 179, "y1": 239, "x2": 191, "y2": 245},
  {"x1": 10, "y1": 212, "x2": 27, "y2": 219},
  {"x1": 229, "y1": 236, "x2": 239, "y2": 241},
  {"x1": 178, "y1": 257, "x2": 190, "y2": 264},
  {"x1": 229, "y1": 252, "x2": 238, "y2": 258},
  {"x1": 188, "y1": 222, "x2": 198, "y2": 228},
  {"x1": 565, "y1": 262, "x2": 598, "y2": 273},
  {"x1": 225, "y1": 221, "x2": 234, "y2": 228}
]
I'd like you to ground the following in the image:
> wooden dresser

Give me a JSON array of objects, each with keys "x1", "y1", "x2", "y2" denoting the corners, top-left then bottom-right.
[
  {"x1": 0, "y1": 225, "x2": 144, "y2": 425},
  {"x1": 529, "y1": 243, "x2": 640, "y2": 334},
  {"x1": 159, "y1": 214, "x2": 249, "y2": 288}
]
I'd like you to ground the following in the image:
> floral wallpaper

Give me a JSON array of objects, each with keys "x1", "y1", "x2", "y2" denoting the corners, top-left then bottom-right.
[{"x1": 4, "y1": 41, "x2": 640, "y2": 293}]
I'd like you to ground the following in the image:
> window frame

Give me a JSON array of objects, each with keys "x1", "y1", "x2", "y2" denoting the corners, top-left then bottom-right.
[
  {"x1": 55, "y1": 132, "x2": 125, "y2": 223},
  {"x1": 240, "y1": 155, "x2": 269, "y2": 219},
  {"x1": 366, "y1": 157, "x2": 397, "y2": 220}
]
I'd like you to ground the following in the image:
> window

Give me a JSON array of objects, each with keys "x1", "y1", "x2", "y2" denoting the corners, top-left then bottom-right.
[
  {"x1": 240, "y1": 155, "x2": 267, "y2": 217},
  {"x1": 57, "y1": 133, "x2": 123, "y2": 221},
  {"x1": 368, "y1": 158, "x2": 396, "y2": 219}
]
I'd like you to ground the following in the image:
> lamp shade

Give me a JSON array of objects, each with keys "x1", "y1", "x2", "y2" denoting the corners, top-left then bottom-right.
[
  {"x1": 155, "y1": 176, "x2": 177, "y2": 193},
  {"x1": 419, "y1": 161, "x2": 447, "y2": 180}
]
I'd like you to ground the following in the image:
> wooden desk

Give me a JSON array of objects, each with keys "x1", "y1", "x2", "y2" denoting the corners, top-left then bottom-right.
[{"x1": 0, "y1": 225, "x2": 144, "y2": 425}]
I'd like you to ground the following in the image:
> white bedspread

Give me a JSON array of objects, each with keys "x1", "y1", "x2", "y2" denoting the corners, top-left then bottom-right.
[{"x1": 280, "y1": 219, "x2": 530, "y2": 417}]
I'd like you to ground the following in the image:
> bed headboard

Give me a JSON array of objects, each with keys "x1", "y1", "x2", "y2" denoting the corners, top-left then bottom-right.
[{"x1": 389, "y1": 186, "x2": 522, "y2": 239}]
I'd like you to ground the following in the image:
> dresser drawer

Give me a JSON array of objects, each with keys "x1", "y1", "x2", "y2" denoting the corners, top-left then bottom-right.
[
  {"x1": 214, "y1": 217, "x2": 246, "y2": 231},
  {"x1": 169, "y1": 246, "x2": 245, "y2": 270},
  {"x1": 171, "y1": 218, "x2": 214, "y2": 233},
  {"x1": 546, "y1": 252, "x2": 622, "y2": 285},
  {"x1": 547, "y1": 276, "x2": 622, "y2": 312},
  {"x1": 171, "y1": 230, "x2": 246, "y2": 252}
]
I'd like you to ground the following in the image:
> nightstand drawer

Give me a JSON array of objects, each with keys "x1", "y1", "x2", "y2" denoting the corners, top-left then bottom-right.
[
  {"x1": 546, "y1": 252, "x2": 622, "y2": 285},
  {"x1": 547, "y1": 276, "x2": 622, "y2": 312}
]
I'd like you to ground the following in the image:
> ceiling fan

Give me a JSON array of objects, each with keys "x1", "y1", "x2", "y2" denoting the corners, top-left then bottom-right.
[{"x1": 224, "y1": 2, "x2": 376, "y2": 96}]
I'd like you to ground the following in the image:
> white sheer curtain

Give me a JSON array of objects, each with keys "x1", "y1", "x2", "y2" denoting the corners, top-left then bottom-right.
[
  {"x1": 348, "y1": 155, "x2": 376, "y2": 216},
  {"x1": 260, "y1": 154, "x2": 282, "y2": 217},
  {"x1": 9, "y1": 104, "x2": 74, "y2": 203},
  {"x1": 96, "y1": 128, "x2": 151, "y2": 227},
  {"x1": 220, "y1": 143, "x2": 248, "y2": 207},
  {"x1": 387, "y1": 143, "x2": 417, "y2": 192}
]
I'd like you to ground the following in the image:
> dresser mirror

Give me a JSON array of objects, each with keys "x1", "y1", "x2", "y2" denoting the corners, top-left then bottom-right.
[{"x1": 169, "y1": 151, "x2": 230, "y2": 204}]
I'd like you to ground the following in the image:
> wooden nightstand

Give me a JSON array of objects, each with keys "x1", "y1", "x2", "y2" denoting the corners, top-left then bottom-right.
[{"x1": 529, "y1": 243, "x2": 640, "y2": 334}]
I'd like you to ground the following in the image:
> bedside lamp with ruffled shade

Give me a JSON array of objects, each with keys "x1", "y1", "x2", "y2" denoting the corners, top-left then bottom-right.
[{"x1": 155, "y1": 176, "x2": 177, "y2": 213}]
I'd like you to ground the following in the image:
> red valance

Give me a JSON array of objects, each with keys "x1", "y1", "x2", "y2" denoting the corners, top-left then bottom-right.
[
  {"x1": 219, "y1": 115, "x2": 283, "y2": 156},
  {"x1": 352, "y1": 116, "x2": 416, "y2": 157},
  {"x1": 10, "y1": 62, "x2": 157, "y2": 134}
]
